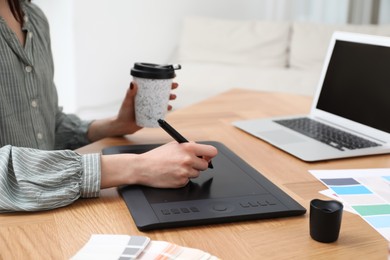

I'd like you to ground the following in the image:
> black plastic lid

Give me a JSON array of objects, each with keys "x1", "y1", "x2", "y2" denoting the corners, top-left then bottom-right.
[{"x1": 130, "y1": 63, "x2": 181, "y2": 79}]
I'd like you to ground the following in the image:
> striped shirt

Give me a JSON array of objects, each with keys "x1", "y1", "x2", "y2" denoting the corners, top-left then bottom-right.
[{"x1": 0, "y1": 1, "x2": 100, "y2": 212}]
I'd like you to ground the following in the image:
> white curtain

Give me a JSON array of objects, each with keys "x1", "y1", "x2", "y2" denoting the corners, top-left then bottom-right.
[
  {"x1": 259, "y1": 0, "x2": 389, "y2": 25},
  {"x1": 348, "y1": 0, "x2": 380, "y2": 24},
  {"x1": 346, "y1": 0, "x2": 390, "y2": 24},
  {"x1": 379, "y1": 0, "x2": 390, "y2": 23},
  {"x1": 260, "y1": 0, "x2": 349, "y2": 24}
]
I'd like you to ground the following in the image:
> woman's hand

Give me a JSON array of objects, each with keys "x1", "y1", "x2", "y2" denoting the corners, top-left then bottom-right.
[
  {"x1": 87, "y1": 81, "x2": 178, "y2": 142},
  {"x1": 100, "y1": 142, "x2": 218, "y2": 189}
]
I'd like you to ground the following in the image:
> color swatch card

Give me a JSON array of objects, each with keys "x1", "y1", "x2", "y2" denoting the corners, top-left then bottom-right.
[
  {"x1": 71, "y1": 234, "x2": 220, "y2": 260},
  {"x1": 309, "y1": 168, "x2": 390, "y2": 242}
]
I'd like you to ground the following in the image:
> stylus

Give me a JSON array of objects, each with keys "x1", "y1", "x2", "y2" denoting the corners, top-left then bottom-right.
[{"x1": 158, "y1": 119, "x2": 214, "y2": 169}]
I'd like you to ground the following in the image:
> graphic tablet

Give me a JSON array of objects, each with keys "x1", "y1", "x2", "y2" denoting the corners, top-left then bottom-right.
[{"x1": 102, "y1": 141, "x2": 306, "y2": 231}]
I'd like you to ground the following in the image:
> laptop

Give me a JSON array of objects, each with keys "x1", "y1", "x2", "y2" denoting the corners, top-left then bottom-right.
[{"x1": 233, "y1": 31, "x2": 390, "y2": 162}]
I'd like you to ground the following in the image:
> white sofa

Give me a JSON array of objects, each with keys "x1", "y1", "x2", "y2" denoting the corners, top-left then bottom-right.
[{"x1": 172, "y1": 16, "x2": 390, "y2": 109}]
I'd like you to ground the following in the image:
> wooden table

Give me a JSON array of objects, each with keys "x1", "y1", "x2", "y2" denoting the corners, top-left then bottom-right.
[{"x1": 0, "y1": 89, "x2": 388, "y2": 259}]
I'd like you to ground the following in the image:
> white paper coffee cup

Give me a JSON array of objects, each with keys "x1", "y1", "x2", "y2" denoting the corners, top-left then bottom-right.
[
  {"x1": 133, "y1": 77, "x2": 172, "y2": 127},
  {"x1": 131, "y1": 63, "x2": 181, "y2": 128}
]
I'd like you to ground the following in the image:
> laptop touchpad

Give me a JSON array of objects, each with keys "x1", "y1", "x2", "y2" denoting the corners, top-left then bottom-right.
[{"x1": 257, "y1": 130, "x2": 307, "y2": 145}]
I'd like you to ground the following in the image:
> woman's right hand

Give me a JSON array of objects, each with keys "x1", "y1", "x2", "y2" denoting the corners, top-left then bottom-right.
[{"x1": 100, "y1": 142, "x2": 218, "y2": 189}]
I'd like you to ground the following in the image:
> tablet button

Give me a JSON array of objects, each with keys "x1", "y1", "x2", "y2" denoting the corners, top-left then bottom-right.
[
  {"x1": 190, "y1": 207, "x2": 200, "y2": 212},
  {"x1": 212, "y1": 204, "x2": 228, "y2": 212},
  {"x1": 258, "y1": 200, "x2": 268, "y2": 206},
  {"x1": 181, "y1": 208, "x2": 190, "y2": 213},
  {"x1": 240, "y1": 202, "x2": 250, "y2": 208},
  {"x1": 171, "y1": 208, "x2": 180, "y2": 214},
  {"x1": 266, "y1": 199, "x2": 277, "y2": 205},
  {"x1": 161, "y1": 209, "x2": 171, "y2": 215}
]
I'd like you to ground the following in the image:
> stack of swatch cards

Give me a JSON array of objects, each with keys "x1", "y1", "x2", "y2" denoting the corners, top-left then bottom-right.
[{"x1": 72, "y1": 234, "x2": 219, "y2": 260}]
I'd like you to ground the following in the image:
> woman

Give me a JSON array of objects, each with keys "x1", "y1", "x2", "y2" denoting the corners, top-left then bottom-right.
[{"x1": 0, "y1": 0, "x2": 217, "y2": 212}]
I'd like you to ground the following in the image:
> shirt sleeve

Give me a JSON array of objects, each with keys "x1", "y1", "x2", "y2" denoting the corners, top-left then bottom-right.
[
  {"x1": 54, "y1": 107, "x2": 94, "y2": 150},
  {"x1": 0, "y1": 145, "x2": 101, "y2": 212}
]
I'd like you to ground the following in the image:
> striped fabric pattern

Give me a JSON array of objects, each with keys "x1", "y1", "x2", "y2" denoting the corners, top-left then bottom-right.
[
  {"x1": 0, "y1": 1, "x2": 101, "y2": 212},
  {"x1": 0, "y1": 146, "x2": 100, "y2": 212}
]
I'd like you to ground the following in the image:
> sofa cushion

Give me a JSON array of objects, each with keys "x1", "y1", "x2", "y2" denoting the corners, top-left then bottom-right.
[
  {"x1": 177, "y1": 16, "x2": 290, "y2": 68},
  {"x1": 290, "y1": 22, "x2": 390, "y2": 70},
  {"x1": 174, "y1": 61, "x2": 320, "y2": 109}
]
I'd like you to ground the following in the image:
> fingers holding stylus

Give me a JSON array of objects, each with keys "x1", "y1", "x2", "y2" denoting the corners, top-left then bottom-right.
[
  {"x1": 187, "y1": 142, "x2": 218, "y2": 170},
  {"x1": 168, "y1": 141, "x2": 217, "y2": 172},
  {"x1": 158, "y1": 119, "x2": 217, "y2": 169}
]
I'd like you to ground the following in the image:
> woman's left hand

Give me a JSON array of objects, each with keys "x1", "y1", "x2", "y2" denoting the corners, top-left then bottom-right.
[{"x1": 87, "y1": 81, "x2": 178, "y2": 142}]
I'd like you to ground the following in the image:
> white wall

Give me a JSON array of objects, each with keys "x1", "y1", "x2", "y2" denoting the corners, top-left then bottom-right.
[
  {"x1": 32, "y1": 0, "x2": 387, "y2": 119},
  {"x1": 71, "y1": 0, "x2": 283, "y2": 119},
  {"x1": 33, "y1": 0, "x2": 76, "y2": 112}
]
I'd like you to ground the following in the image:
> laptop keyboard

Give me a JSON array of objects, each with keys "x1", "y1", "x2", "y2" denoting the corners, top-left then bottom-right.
[{"x1": 274, "y1": 117, "x2": 381, "y2": 151}]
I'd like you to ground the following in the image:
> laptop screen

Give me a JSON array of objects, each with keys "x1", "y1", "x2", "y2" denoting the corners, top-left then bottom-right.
[{"x1": 316, "y1": 40, "x2": 390, "y2": 134}]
